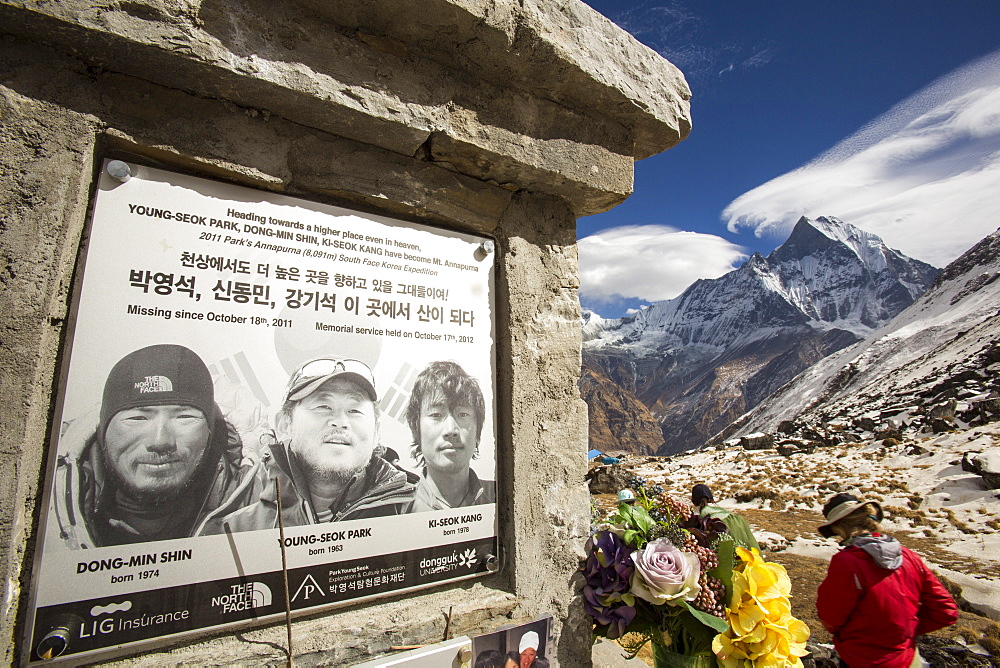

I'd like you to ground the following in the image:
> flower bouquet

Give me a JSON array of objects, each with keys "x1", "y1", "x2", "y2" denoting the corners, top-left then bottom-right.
[{"x1": 582, "y1": 482, "x2": 809, "y2": 667}]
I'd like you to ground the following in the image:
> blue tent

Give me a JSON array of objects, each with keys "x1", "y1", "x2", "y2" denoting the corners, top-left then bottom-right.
[{"x1": 587, "y1": 449, "x2": 603, "y2": 460}]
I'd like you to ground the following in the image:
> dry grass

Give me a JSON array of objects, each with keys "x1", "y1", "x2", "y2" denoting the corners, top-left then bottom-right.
[
  {"x1": 941, "y1": 508, "x2": 977, "y2": 535},
  {"x1": 883, "y1": 505, "x2": 932, "y2": 527},
  {"x1": 983, "y1": 621, "x2": 1000, "y2": 655}
]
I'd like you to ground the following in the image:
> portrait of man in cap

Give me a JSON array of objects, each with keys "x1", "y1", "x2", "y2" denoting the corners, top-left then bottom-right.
[
  {"x1": 405, "y1": 360, "x2": 494, "y2": 512},
  {"x1": 517, "y1": 630, "x2": 539, "y2": 668},
  {"x1": 209, "y1": 357, "x2": 415, "y2": 531},
  {"x1": 52, "y1": 344, "x2": 261, "y2": 548}
]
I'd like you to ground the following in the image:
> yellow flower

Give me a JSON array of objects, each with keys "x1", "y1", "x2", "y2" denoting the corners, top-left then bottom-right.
[
  {"x1": 714, "y1": 550, "x2": 810, "y2": 668},
  {"x1": 713, "y1": 633, "x2": 751, "y2": 668}
]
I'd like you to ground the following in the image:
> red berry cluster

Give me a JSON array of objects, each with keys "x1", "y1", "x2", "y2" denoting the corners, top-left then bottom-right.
[
  {"x1": 692, "y1": 575, "x2": 727, "y2": 618},
  {"x1": 690, "y1": 544, "x2": 718, "y2": 571},
  {"x1": 658, "y1": 493, "x2": 695, "y2": 522}
]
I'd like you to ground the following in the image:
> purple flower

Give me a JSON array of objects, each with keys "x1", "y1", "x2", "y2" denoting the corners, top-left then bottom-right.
[
  {"x1": 683, "y1": 514, "x2": 728, "y2": 547},
  {"x1": 582, "y1": 531, "x2": 637, "y2": 638}
]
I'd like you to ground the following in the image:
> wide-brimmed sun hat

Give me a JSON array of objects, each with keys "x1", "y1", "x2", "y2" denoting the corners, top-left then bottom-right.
[{"x1": 819, "y1": 492, "x2": 883, "y2": 538}]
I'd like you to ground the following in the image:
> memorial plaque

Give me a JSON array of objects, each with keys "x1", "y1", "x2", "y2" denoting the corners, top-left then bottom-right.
[{"x1": 26, "y1": 161, "x2": 498, "y2": 662}]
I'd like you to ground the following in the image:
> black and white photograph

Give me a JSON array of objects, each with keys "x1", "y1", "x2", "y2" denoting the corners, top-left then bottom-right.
[{"x1": 27, "y1": 162, "x2": 498, "y2": 661}]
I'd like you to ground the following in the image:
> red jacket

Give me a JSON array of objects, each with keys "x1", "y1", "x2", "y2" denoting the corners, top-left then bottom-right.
[{"x1": 816, "y1": 536, "x2": 957, "y2": 667}]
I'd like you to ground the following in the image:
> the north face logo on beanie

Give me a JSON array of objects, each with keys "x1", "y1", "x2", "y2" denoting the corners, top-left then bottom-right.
[{"x1": 134, "y1": 375, "x2": 174, "y2": 393}]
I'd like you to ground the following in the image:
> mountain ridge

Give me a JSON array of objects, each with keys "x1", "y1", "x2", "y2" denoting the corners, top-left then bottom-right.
[
  {"x1": 718, "y1": 226, "x2": 1000, "y2": 439},
  {"x1": 581, "y1": 215, "x2": 939, "y2": 454}
]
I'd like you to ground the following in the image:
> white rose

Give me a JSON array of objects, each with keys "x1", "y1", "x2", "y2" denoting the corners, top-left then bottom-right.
[{"x1": 630, "y1": 538, "x2": 701, "y2": 606}]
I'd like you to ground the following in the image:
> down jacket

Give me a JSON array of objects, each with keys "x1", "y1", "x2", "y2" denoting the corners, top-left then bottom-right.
[
  {"x1": 52, "y1": 407, "x2": 262, "y2": 548},
  {"x1": 202, "y1": 440, "x2": 415, "y2": 533},
  {"x1": 816, "y1": 534, "x2": 958, "y2": 667}
]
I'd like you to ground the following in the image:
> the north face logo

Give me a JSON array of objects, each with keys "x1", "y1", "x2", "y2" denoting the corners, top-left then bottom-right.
[{"x1": 134, "y1": 375, "x2": 173, "y2": 393}]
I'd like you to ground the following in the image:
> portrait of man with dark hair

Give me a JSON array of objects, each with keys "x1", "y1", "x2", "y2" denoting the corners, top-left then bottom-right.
[
  {"x1": 53, "y1": 344, "x2": 261, "y2": 547},
  {"x1": 406, "y1": 360, "x2": 495, "y2": 512}
]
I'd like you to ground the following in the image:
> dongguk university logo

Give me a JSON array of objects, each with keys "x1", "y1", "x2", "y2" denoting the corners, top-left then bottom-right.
[{"x1": 458, "y1": 548, "x2": 478, "y2": 569}]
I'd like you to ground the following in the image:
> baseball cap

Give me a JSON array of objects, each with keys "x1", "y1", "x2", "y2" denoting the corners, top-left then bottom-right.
[
  {"x1": 283, "y1": 357, "x2": 377, "y2": 403},
  {"x1": 519, "y1": 631, "x2": 539, "y2": 653},
  {"x1": 819, "y1": 493, "x2": 884, "y2": 538},
  {"x1": 100, "y1": 344, "x2": 216, "y2": 440}
]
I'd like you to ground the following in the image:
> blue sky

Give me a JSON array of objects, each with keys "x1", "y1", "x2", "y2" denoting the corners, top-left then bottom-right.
[{"x1": 579, "y1": 1, "x2": 1000, "y2": 318}]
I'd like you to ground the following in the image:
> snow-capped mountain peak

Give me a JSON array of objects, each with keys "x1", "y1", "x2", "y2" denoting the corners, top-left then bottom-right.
[
  {"x1": 581, "y1": 216, "x2": 939, "y2": 454},
  {"x1": 586, "y1": 216, "x2": 938, "y2": 351}
]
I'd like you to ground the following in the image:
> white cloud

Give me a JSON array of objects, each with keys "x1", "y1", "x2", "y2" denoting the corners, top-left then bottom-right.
[
  {"x1": 579, "y1": 225, "x2": 747, "y2": 304},
  {"x1": 723, "y1": 49, "x2": 1000, "y2": 268}
]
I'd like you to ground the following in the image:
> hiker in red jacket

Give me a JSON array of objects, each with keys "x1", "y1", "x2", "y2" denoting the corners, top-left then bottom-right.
[{"x1": 816, "y1": 493, "x2": 958, "y2": 668}]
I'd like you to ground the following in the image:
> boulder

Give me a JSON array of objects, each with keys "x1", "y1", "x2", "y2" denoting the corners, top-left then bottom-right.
[
  {"x1": 976, "y1": 397, "x2": 1000, "y2": 415},
  {"x1": 962, "y1": 448, "x2": 1000, "y2": 489},
  {"x1": 916, "y1": 636, "x2": 997, "y2": 667},
  {"x1": 776, "y1": 420, "x2": 798, "y2": 434},
  {"x1": 929, "y1": 417, "x2": 956, "y2": 433},
  {"x1": 801, "y1": 427, "x2": 824, "y2": 441},
  {"x1": 854, "y1": 416, "x2": 878, "y2": 432},
  {"x1": 586, "y1": 464, "x2": 634, "y2": 494},
  {"x1": 777, "y1": 443, "x2": 801, "y2": 457},
  {"x1": 755, "y1": 531, "x2": 789, "y2": 552},
  {"x1": 802, "y1": 642, "x2": 839, "y2": 668},
  {"x1": 929, "y1": 399, "x2": 958, "y2": 420},
  {"x1": 875, "y1": 421, "x2": 902, "y2": 440},
  {"x1": 739, "y1": 432, "x2": 774, "y2": 450}
]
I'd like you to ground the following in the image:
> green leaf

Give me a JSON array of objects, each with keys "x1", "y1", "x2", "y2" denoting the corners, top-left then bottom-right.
[
  {"x1": 676, "y1": 599, "x2": 729, "y2": 634},
  {"x1": 676, "y1": 608, "x2": 718, "y2": 655},
  {"x1": 708, "y1": 538, "x2": 736, "y2": 608},
  {"x1": 630, "y1": 504, "x2": 657, "y2": 533}
]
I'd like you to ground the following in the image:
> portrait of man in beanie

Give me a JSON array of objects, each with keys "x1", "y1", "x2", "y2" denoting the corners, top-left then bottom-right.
[
  {"x1": 52, "y1": 344, "x2": 262, "y2": 548},
  {"x1": 206, "y1": 356, "x2": 415, "y2": 531}
]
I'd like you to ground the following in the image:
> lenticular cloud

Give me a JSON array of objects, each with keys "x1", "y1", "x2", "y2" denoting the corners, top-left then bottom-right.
[
  {"x1": 578, "y1": 225, "x2": 746, "y2": 304},
  {"x1": 723, "y1": 49, "x2": 1000, "y2": 268}
]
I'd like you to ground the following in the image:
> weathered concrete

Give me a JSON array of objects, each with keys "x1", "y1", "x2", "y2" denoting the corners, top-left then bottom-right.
[
  {"x1": 0, "y1": 0, "x2": 690, "y2": 664},
  {"x1": 0, "y1": 0, "x2": 690, "y2": 216}
]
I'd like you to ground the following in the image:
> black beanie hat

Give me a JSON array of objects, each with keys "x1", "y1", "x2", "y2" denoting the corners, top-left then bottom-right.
[
  {"x1": 692, "y1": 484, "x2": 714, "y2": 505},
  {"x1": 99, "y1": 344, "x2": 216, "y2": 441}
]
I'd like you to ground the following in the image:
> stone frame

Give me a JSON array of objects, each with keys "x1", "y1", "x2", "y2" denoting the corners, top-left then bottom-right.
[{"x1": 0, "y1": 1, "x2": 690, "y2": 663}]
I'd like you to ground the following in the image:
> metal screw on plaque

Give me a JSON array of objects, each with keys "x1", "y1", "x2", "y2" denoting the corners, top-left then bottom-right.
[
  {"x1": 35, "y1": 614, "x2": 81, "y2": 660},
  {"x1": 458, "y1": 646, "x2": 473, "y2": 663},
  {"x1": 106, "y1": 160, "x2": 132, "y2": 183},
  {"x1": 474, "y1": 239, "x2": 495, "y2": 261},
  {"x1": 483, "y1": 554, "x2": 499, "y2": 572}
]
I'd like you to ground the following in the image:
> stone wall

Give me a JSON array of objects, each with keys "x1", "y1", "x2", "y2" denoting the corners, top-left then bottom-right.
[{"x1": 0, "y1": 1, "x2": 690, "y2": 664}]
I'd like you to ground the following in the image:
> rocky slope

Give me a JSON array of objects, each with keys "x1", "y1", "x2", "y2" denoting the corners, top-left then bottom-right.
[
  {"x1": 590, "y1": 414, "x2": 1000, "y2": 664},
  {"x1": 583, "y1": 216, "x2": 938, "y2": 454},
  {"x1": 579, "y1": 364, "x2": 665, "y2": 454},
  {"x1": 722, "y1": 226, "x2": 1000, "y2": 440}
]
